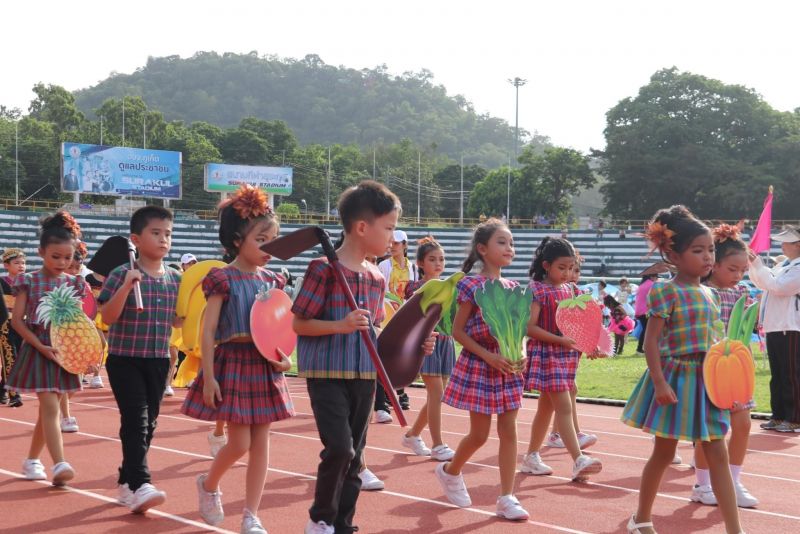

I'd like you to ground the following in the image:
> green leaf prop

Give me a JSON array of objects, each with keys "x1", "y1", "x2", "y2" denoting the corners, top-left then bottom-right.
[
  {"x1": 411, "y1": 272, "x2": 464, "y2": 336},
  {"x1": 474, "y1": 279, "x2": 531, "y2": 362}
]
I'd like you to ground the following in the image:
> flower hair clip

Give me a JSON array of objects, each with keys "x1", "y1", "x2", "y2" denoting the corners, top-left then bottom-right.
[
  {"x1": 220, "y1": 185, "x2": 272, "y2": 219},
  {"x1": 712, "y1": 223, "x2": 741, "y2": 243},
  {"x1": 645, "y1": 221, "x2": 675, "y2": 254},
  {"x1": 417, "y1": 235, "x2": 438, "y2": 247}
]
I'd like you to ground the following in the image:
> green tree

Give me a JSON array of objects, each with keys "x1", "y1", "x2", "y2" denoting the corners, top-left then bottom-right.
[
  {"x1": 28, "y1": 83, "x2": 84, "y2": 134},
  {"x1": 239, "y1": 117, "x2": 298, "y2": 162},
  {"x1": 519, "y1": 146, "x2": 595, "y2": 221},
  {"x1": 218, "y1": 128, "x2": 271, "y2": 165},
  {"x1": 433, "y1": 163, "x2": 487, "y2": 219}
]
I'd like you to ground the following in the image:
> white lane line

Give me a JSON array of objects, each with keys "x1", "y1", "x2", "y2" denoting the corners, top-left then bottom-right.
[{"x1": 0, "y1": 464, "x2": 237, "y2": 533}]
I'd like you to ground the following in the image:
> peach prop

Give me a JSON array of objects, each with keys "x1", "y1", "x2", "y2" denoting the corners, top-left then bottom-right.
[{"x1": 250, "y1": 287, "x2": 297, "y2": 362}]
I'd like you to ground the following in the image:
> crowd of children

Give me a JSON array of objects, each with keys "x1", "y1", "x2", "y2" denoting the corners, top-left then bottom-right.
[{"x1": 6, "y1": 178, "x2": 800, "y2": 534}]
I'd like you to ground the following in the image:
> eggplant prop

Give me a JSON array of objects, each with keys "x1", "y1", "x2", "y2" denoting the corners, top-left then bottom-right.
[{"x1": 378, "y1": 272, "x2": 464, "y2": 387}]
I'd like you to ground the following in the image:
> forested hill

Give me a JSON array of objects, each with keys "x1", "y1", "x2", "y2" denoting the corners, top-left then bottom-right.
[{"x1": 73, "y1": 52, "x2": 521, "y2": 167}]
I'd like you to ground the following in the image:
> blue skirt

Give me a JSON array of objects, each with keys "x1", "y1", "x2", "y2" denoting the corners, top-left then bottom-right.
[{"x1": 420, "y1": 335, "x2": 456, "y2": 377}]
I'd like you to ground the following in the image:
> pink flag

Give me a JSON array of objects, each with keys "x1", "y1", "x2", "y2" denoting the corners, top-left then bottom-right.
[{"x1": 749, "y1": 186, "x2": 773, "y2": 254}]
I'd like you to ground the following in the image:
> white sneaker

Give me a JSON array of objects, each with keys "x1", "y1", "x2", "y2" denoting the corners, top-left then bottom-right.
[
  {"x1": 735, "y1": 482, "x2": 758, "y2": 508},
  {"x1": 401, "y1": 434, "x2": 431, "y2": 456},
  {"x1": 208, "y1": 431, "x2": 227, "y2": 458},
  {"x1": 572, "y1": 454, "x2": 603, "y2": 482},
  {"x1": 358, "y1": 468, "x2": 384, "y2": 491},
  {"x1": 196, "y1": 474, "x2": 223, "y2": 524},
  {"x1": 304, "y1": 519, "x2": 334, "y2": 534},
  {"x1": 496, "y1": 494, "x2": 530, "y2": 521},
  {"x1": 690, "y1": 484, "x2": 717, "y2": 506},
  {"x1": 520, "y1": 452, "x2": 553, "y2": 475},
  {"x1": 374, "y1": 410, "x2": 392, "y2": 424},
  {"x1": 672, "y1": 453, "x2": 683, "y2": 465},
  {"x1": 546, "y1": 432, "x2": 565, "y2": 448},
  {"x1": 435, "y1": 462, "x2": 471, "y2": 507},
  {"x1": 52, "y1": 461, "x2": 75, "y2": 486},
  {"x1": 82, "y1": 375, "x2": 90, "y2": 384},
  {"x1": 241, "y1": 509, "x2": 267, "y2": 534},
  {"x1": 430, "y1": 444, "x2": 456, "y2": 461},
  {"x1": 60, "y1": 417, "x2": 79, "y2": 433},
  {"x1": 130, "y1": 482, "x2": 166, "y2": 513},
  {"x1": 90, "y1": 375, "x2": 104, "y2": 388},
  {"x1": 577, "y1": 432, "x2": 598, "y2": 449},
  {"x1": 22, "y1": 459, "x2": 46, "y2": 480},
  {"x1": 164, "y1": 385, "x2": 175, "y2": 397},
  {"x1": 117, "y1": 483, "x2": 134, "y2": 506}
]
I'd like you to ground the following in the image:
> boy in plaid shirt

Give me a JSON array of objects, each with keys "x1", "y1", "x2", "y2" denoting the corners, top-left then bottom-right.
[
  {"x1": 98, "y1": 206, "x2": 181, "y2": 514},
  {"x1": 293, "y1": 181, "x2": 433, "y2": 534}
]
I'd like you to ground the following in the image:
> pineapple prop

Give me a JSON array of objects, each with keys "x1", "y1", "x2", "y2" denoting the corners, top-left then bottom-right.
[{"x1": 37, "y1": 284, "x2": 104, "y2": 375}]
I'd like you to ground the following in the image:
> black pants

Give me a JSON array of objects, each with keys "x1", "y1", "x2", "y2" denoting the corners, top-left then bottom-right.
[
  {"x1": 106, "y1": 354, "x2": 170, "y2": 491},
  {"x1": 766, "y1": 331, "x2": 800, "y2": 423},
  {"x1": 307, "y1": 378, "x2": 375, "y2": 533},
  {"x1": 614, "y1": 334, "x2": 626, "y2": 355},
  {"x1": 635, "y1": 315, "x2": 649, "y2": 353}
]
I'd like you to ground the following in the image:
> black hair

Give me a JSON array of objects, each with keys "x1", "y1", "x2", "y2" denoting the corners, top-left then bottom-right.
[
  {"x1": 640, "y1": 274, "x2": 658, "y2": 284},
  {"x1": 461, "y1": 218, "x2": 508, "y2": 274},
  {"x1": 130, "y1": 205, "x2": 173, "y2": 235},
  {"x1": 218, "y1": 205, "x2": 278, "y2": 263},
  {"x1": 648, "y1": 205, "x2": 709, "y2": 259},
  {"x1": 416, "y1": 238, "x2": 445, "y2": 277},
  {"x1": 40, "y1": 210, "x2": 81, "y2": 249},
  {"x1": 529, "y1": 237, "x2": 576, "y2": 281},
  {"x1": 599, "y1": 280, "x2": 607, "y2": 289},
  {"x1": 338, "y1": 180, "x2": 401, "y2": 232}
]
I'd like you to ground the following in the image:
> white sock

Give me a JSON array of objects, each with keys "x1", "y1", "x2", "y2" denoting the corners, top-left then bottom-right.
[
  {"x1": 730, "y1": 464, "x2": 742, "y2": 483},
  {"x1": 695, "y1": 468, "x2": 711, "y2": 486}
]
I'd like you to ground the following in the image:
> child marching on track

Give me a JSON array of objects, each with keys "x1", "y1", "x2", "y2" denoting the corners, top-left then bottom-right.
[
  {"x1": 98, "y1": 206, "x2": 181, "y2": 514},
  {"x1": 691, "y1": 224, "x2": 759, "y2": 508},
  {"x1": 521, "y1": 238, "x2": 603, "y2": 481},
  {"x1": 181, "y1": 186, "x2": 294, "y2": 534},
  {"x1": 435, "y1": 218, "x2": 530, "y2": 521},
  {"x1": 400, "y1": 236, "x2": 457, "y2": 461},
  {"x1": 6, "y1": 211, "x2": 84, "y2": 486},
  {"x1": 622, "y1": 205, "x2": 742, "y2": 534}
]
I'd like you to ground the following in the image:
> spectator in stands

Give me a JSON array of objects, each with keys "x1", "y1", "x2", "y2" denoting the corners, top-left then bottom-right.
[
  {"x1": 180, "y1": 253, "x2": 197, "y2": 271},
  {"x1": 634, "y1": 274, "x2": 659, "y2": 354}
]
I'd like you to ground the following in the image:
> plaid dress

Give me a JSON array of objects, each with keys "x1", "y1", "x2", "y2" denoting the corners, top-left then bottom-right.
[
  {"x1": 621, "y1": 280, "x2": 730, "y2": 441},
  {"x1": 181, "y1": 267, "x2": 294, "y2": 424},
  {"x1": 405, "y1": 280, "x2": 455, "y2": 377},
  {"x1": 524, "y1": 280, "x2": 582, "y2": 392},
  {"x1": 5, "y1": 271, "x2": 84, "y2": 393},
  {"x1": 442, "y1": 275, "x2": 524, "y2": 414}
]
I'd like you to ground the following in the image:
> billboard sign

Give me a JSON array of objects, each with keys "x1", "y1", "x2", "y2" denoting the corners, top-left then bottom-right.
[
  {"x1": 204, "y1": 163, "x2": 293, "y2": 195},
  {"x1": 61, "y1": 142, "x2": 182, "y2": 199}
]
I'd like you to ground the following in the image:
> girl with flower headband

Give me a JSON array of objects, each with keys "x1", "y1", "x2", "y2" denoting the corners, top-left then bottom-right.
[
  {"x1": 686, "y1": 223, "x2": 758, "y2": 509},
  {"x1": 181, "y1": 185, "x2": 295, "y2": 534},
  {"x1": 621, "y1": 206, "x2": 743, "y2": 534},
  {"x1": 1, "y1": 247, "x2": 26, "y2": 407},
  {"x1": 400, "y1": 236, "x2": 457, "y2": 461}
]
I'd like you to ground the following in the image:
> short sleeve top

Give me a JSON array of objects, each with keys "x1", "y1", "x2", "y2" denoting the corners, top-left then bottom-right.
[
  {"x1": 457, "y1": 274, "x2": 518, "y2": 356},
  {"x1": 707, "y1": 284, "x2": 750, "y2": 328},
  {"x1": 13, "y1": 271, "x2": 89, "y2": 345},
  {"x1": 528, "y1": 280, "x2": 581, "y2": 353},
  {"x1": 647, "y1": 280, "x2": 720, "y2": 355},
  {"x1": 202, "y1": 266, "x2": 285, "y2": 344}
]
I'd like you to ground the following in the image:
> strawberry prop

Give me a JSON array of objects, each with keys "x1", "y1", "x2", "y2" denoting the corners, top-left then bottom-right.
[{"x1": 555, "y1": 293, "x2": 613, "y2": 356}]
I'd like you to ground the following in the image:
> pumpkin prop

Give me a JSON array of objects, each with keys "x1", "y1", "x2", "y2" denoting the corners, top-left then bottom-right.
[
  {"x1": 378, "y1": 272, "x2": 463, "y2": 387},
  {"x1": 474, "y1": 279, "x2": 531, "y2": 372},
  {"x1": 555, "y1": 293, "x2": 613, "y2": 356},
  {"x1": 250, "y1": 287, "x2": 297, "y2": 362},
  {"x1": 703, "y1": 296, "x2": 758, "y2": 410},
  {"x1": 37, "y1": 284, "x2": 104, "y2": 374}
]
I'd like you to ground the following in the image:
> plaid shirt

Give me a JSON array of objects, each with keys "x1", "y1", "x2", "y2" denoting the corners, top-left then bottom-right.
[
  {"x1": 98, "y1": 263, "x2": 180, "y2": 359},
  {"x1": 457, "y1": 274, "x2": 518, "y2": 357},
  {"x1": 292, "y1": 258, "x2": 385, "y2": 379},
  {"x1": 648, "y1": 280, "x2": 720, "y2": 356},
  {"x1": 12, "y1": 271, "x2": 89, "y2": 346},
  {"x1": 707, "y1": 284, "x2": 750, "y2": 328},
  {"x1": 526, "y1": 280, "x2": 582, "y2": 356}
]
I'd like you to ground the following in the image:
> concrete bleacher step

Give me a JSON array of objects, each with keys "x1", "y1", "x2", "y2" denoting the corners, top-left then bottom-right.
[{"x1": 0, "y1": 210, "x2": 782, "y2": 282}]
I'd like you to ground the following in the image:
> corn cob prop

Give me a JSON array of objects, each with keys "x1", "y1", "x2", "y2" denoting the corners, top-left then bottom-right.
[
  {"x1": 37, "y1": 284, "x2": 104, "y2": 375},
  {"x1": 703, "y1": 296, "x2": 758, "y2": 409},
  {"x1": 378, "y1": 271, "x2": 463, "y2": 387},
  {"x1": 474, "y1": 279, "x2": 531, "y2": 373}
]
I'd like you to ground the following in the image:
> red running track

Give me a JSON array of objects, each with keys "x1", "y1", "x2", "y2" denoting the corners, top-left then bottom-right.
[{"x1": 1, "y1": 376, "x2": 799, "y2": 533}]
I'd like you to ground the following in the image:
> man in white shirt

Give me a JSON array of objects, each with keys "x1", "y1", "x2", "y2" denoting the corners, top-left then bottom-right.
[{"x1": 749, "y1": 225, "x2": 800, "y2": 432}]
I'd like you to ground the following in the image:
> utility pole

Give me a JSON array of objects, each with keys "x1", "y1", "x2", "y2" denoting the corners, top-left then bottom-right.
[
  {"x1": 326, "y1": 146, "x2": 331, "y2": 216},
  {"x1": 15, "y1": 121, "x2": 19, "y2": 206},
  {"x1": 506, "y1": 155, "x2": 511, "y2": 222},
  {"x1": 143, "y1": 114, "x2": 146, "y2": 149},
  {"x1": 508, "y1": 77, "x2": 527, "y2": 163},
  {"x1": 417, "y1": 151, "x2": 421, "y2": 224},
  {"x1": 459, "y1": 154, "x2": 464, "y2": 225},
  {"x1": 372, "y1": 146, "x2": 376, "y2": 179},
  {"x1": 122, "y1": 99, "x2": 125, "y2": 147},
  {"x1": 100, "y1": 115, "x2": 104, "y2": 145}
]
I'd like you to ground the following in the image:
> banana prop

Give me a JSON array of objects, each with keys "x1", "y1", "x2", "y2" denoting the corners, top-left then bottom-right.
[
  {"x1": 377, "y1": 272, "x2": 464, "y2": 387},
  {"x1": 176, "y1": 260, "x2": 226, "y2": 318}
]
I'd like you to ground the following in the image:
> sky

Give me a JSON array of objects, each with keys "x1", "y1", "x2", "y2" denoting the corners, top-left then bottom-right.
[{"x1": 2, "y1": 1, "x2": 800, "y2": 153}]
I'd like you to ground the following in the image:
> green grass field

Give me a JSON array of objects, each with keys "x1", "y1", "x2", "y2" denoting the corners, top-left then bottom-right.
[{"x1": 289, "y1": 339, "x2": 772, "y2": 413}]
